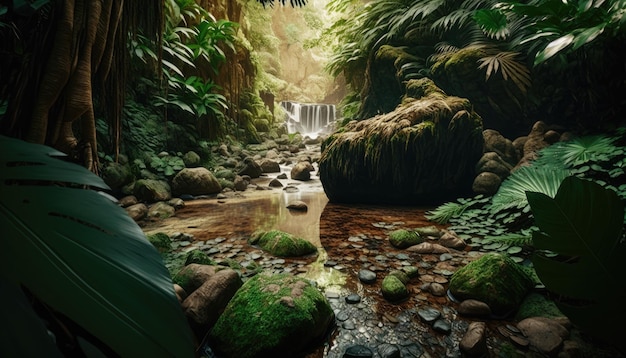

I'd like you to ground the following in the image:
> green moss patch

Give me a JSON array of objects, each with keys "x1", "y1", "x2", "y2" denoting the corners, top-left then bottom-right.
[
  {"x1": 389, "y1": 229, "x2": 423, "y2": 249},
  {"x1": 250, "y1": 230, "x2": 317, "y2": 257},
  {"x1": 146, "y1": 232, "x2": 171, "y2": 253},
  {"x1": 208, "y1": 273, "x2": 334, "y2": 358},
  {"x1": 381, "y1": 275, "x2": 409, "y2": 302}
]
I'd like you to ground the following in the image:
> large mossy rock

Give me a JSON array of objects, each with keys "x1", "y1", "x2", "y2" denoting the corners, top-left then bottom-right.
[
  {"x1": 171, "y1": 167, "x2": 221, "y2": 196},
  {"x1": 133, "y1": 179, "x2": 171, "y2": 202},
  {"x1": 449, "y1": 253, "x2": 535, "y2": 315},
  {"x1": 249, "y1": 230, "x2": 317, "y2": 257},
  {"x1": 319, "y1": 79, "x2": 483, "y2": 204},
  {"x1": 208, "y1": 273, "x2": 335, "y2": 358}
]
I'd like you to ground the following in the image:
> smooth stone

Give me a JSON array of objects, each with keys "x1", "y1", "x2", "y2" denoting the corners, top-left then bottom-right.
[
  {"x1": 342, "y1": 320, "x2": 356, "y2": 330},
  {"x1": 433, "y1": 319, "x2": 451, "y2": 334},
  {"x1": 417, "y1": 307, "x2": 441, "y2": 324},
  {"x1": 460, "y1": 322, "x2": 488, "y2": 357},
  {"x1": 345, "y1": 294, "x2": 362, "y2": 304},
  {"x1": 325, "y1": 260, "x2": 338, "y2": 267},
  {"x1": 458, "y1": 299, "x2": 492, "y2": 317},
  {"x1": 336, "y1": 311, "x2": 350, "y2": 322},
  {"x1": 517, "y1": 317, "x2": 568, "y2": 356},
  {"x1": 428, "y1": 282, "x2": 446, "y2": 296},
  {"x1": 358, "y1": 269, "x2": 377, "y2": 284},
  {"x1": 378, "y1": 343, "x2": 401, "y2": 358},
  {"x1": 344, "y1": 345, "x2": 373, "y2": 358}
]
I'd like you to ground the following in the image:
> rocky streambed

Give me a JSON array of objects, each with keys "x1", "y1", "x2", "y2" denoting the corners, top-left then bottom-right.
[{"x1": 137, "y1": 141, "x2": 623, "y2": 358}]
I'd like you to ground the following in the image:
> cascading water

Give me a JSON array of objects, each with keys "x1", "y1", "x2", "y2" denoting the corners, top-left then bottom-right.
[{"x1": 280, "y1": 101, "x2": 337, "y2": 138}]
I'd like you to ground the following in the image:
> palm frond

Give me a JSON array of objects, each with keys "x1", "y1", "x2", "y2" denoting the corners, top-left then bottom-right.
[
  {"x1": 534, "y1": 135, "x2": 620, "y2": 168},
  {"x1": 477, "y1": 51, "x2": 531, "y2": 93}
]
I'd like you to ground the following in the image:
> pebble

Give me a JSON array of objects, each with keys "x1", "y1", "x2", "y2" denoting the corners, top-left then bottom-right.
[
  {"x1": 417, "y1": 307, "x2": 441, "y2": 324},
  {"x1": 358, "y1": 269, "x2": 377, "y2": 284},
  {"x1": 377, "y1": 344, "x2": 401, "y2": 358},
  {"x1": 344, "y1": 344, "x2": 373, "y2": 358},
  {"x1": 433, "y1": 319, "x2": 451, "y2": 334},
  {"x1": 345, "y1": 294, "x2": 361, "y2": 304}
]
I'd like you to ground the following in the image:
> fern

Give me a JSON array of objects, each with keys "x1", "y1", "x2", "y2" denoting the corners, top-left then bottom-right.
[{"x1": 534, "y1": 135, "x2": 620, "y2": 168}]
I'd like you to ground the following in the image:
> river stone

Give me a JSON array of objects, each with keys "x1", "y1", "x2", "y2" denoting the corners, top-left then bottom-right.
[
  {"x1": 319, "y1": 78, "x2": 483, "y2": 204},
  {"x1": 259, "y1": 158, "x2": 281, "y2": 173},
  {"x1": 345, "y1": 294, "x2": 361, "y2": 304},
  {"x1": 417, "y1": 307, "x2": 441, "y2": 324},
  {"x1": 208, "y1": 274, "x2": 334, "y2": 358},
  {"x1": 381, "y1": 275, "x2": 409, "y2": 302},
  {"x1": 377, "y1": 344, "x2": 400, "y2": 358},
  {"x1": 517, "y1": 317, "x2": 569, "y2": 356},
  {"x1": 459, "y1": 321, "x2": 487, "y2": 357},
  {"x1": 238, "y1": 157, "x2": 263, "y2": 178},
  {"x1": 458, "y1": 299, "x2": 492, "y2": 317},
  {"x1": 147, "y1": 201, "x2": 175, "y2": 219},
  {"x1": 125, "y1": 203, "x2": 148, "y2": 221},
  {"x1": 344, "y1": 345, "x2": 373, "y2": 358},
  {"x1": 171, "y1": 167, "x2": 221, "y2": 196},
  {"x1": 181, "y1": 268, "x2": 242, "y2": 336},
  {"x1": 449, "y1": 253, "x2": 534, "y2": 315},
  {"x1": 433, "y1": 319, "x2": 451, "y2": 334},
  {"x1": 291, "y1": 161, "x2": 313, "y2": 181},
  {"x1": 133, "y1": 179, "x2": 171, "y2": 202},
  {"x1": 388, "y1": 229, "x2": 423, "y2": 249},
  {"x1": 249, "y1": 230, "x2": 317, "y2": 257},
  {"x1": 269, "y1": 178, "x2": 283, "y2": 187},
  {"x1": 182, "y1": 151, "x2": 201, "y2": 167},
  {"x1": 286, "y1": 200, "x2": 308, "y2": 211},
  {"x1": 358, "y1": 269, "x2": 377, "y2": 284}
]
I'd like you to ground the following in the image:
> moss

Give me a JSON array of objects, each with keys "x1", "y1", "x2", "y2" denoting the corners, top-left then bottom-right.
[
  {"x1": 381, "y1": 275, "x2": 409, "y2": 302},
  {"x1": 146, "y1": 232, "x2": 171, "y2": 253},
  {"x1": 209, "y1": 274, "x2": 334, "y2": 358},
  {"x1": 414, "y1": 225, "x2": 442, "y2": 237},
  {"x1": 388, "y1": 270, "x2": 410, "y2": 284},
  {"x1": 515, "y1": 293, "x2": 564, "y2": 321},
  {"x1": 449, "y1": 253, "x2": 535, "y2": 315},
  {"x1": 184, "y1": 249, "x2": 215, "y2": 266},
  {"x1": 389, "y1": 229, "x2": 424, "y2": 249},
  {"x1": 253, "y1": 230, "x2": 317, "y2": 257},
  {"x1": 216, "y1": 178, "x2": 234, "y2": 190},
  {"x1": 405, "y1": 78, "x2": 445, "y2": 99}
]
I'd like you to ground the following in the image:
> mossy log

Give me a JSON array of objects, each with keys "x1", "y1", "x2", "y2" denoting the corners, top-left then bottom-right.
[{"x1": 319, "y1": 79, "x2": 483, "y2": 204}]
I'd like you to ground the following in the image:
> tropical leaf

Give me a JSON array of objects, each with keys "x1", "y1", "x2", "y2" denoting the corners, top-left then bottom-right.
[
  {"x1": 478, "y1": 50, "x2": 531, "y2": 93},
  {"x1": 0, "y1": 135, "x2": 195, "y2": 357},
  {"x1": 526, "y1": 176, "x2": 626, "y2": 351},
  {"x1": 491, "y1": 166, "x2": 570, "y2": 213},
  {"x1": 534, "y1": 135, "x2": 620, "y2": 168}
]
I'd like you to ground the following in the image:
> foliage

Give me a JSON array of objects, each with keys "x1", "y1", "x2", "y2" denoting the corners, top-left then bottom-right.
[
  {"x1": 526, "y1": 176, "x2": 626, "y2": 351},
  {"x1": 0, "y1": 135, "x2": 194, "y2": 356}
]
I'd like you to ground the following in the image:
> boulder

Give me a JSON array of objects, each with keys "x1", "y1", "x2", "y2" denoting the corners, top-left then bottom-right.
[
  {"x1": 181, "y1": 268, "x2": 242, "y2": 336},
  {"x1": 208, "y1": 274, "x2": 334, "y2": 358},
  {"x1": 472, "y1": 172, "x2": 502, "y2": 196},
  {"x1": 483, "y1": 129, "x2": 519, "y2": 166},
  {"x1": 475, "y1": 152, "x2": 513, "y2": 180},
  {"x1": 290, "y1": 161, "x2": 313, "y2": 181},
  {"x1": 182, "y1": 151, "x2": 201, "y2": 167},
  {"x1": 147, "y1": 201, "x2": 175, "y2": 219},
  {"x1": 125, "y1": 203, "x2": 147, "y2": 221},
  {"x1": 319, "y1": 78, "x2": 483, "y2": 204},
  {"x1": 101, "y1": 162, "x2": 133, "y2": 192},
  {"x1": 388, "y1": 229, "x2": 423, "y2": 249},
  {"x1": 146, "y1": 232, "x2": 171, "y2": 253},
  {"x1": 233, "y1": 175, "x2": 249, "y2": 191},
  {"x1": 118, "y1": 195, "x2": 138, "y2": 208},
  {"x1": 171, "y1": 167, "x2": 221, "y2": 196},
  {"x1": 260, "y1": 159, "x2": 281, "y2": 173},
  {"x1": 449, "y1": 253, "x2": 534, "y2": 315},
  {"x1": 133, "y1": 179, "x2": 171, "y2": 203},
  {"x1": 238, "y1": 157, "x2": 262, "y2": 178},
  {"x1": 249, "y1": 230, "x2": 317, "y2": 257},
  {"x1": 517, "y1": 317, "x2": 569, "y2": 356}
]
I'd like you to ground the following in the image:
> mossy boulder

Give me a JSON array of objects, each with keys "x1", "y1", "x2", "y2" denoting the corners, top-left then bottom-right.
[
  {"x1": 381, "y1": 275, "x2": 409, "y2": 302},
  {"x1": 182, "y1": 151, "x2": 201, "y2": 167},
  {"x1": 515, "y1": 293, "x2": 564, "y2": 321},
  {"x1": 449, "y1": 253, "x2": 535, "y2": 315},
  {"x1": 101, "y1": 162, "x2": 133, "y2": 192},
  {"x1": 171, "y1": 167, "x2": 222, "y2": 196},
  {"x1": 250, "y1": 230, "x2": 317, "y2": 257},
  {"x1": 319, "y1": 79, "x2": 483, "y2": 205},
  {"x1": 389, "y1": 229, "x2": 424, "y2": 249},
  {"x1": 146, "y1": 232, "x2": 171, "y2": 253},
  {"x1": 184, "y1": 249, "x2": 215, "y2": 266},
  {"x1": 208, "y1": 273, "x2": 335, "y2": 358},
  {"x1": 133, "y1": 179, "x2": 171, "y2": 203}
]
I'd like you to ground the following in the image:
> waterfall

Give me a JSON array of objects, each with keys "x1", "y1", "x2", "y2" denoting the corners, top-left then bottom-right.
[{"x1": 280, "y1": 101, "x2": 337, "y2": 138}]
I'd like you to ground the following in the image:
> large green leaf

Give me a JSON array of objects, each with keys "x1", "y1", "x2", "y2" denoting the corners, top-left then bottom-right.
[
  {"x1": 0, "y1": 135, "x2": 194, "y2": 357},
  {"x1": 526, "y1": 176, "x2": 626, "y2": 350}
]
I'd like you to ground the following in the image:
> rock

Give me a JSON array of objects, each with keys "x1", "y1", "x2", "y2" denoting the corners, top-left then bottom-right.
[
  {"x1": 345, "y1": 294, "x2": 361, "y2": 304},
  {"x1": 277, "y1": 173, "x2": 288, "y2": 179},
  {"x1": 167, "y1": 197, "x2": 185, "y2": 210},
  {"x1": 182, "y1": 151, "x2": 201, "y2": 167},
  {"x1": 459, "y1": 321, "x2": 488, "y2": 357},
  {"x1": 319, "y1": 78, "x2": 483, "y2": 204},
  {"x1": 381, "y1": 275, "x2": 409, "y2": 302},
  {"x1": 402, "y1": 266, "x2": 419, "y2": 278},
  {"x1": 425, "y1": 282, "x2": 446, "y2": 296},
  {"x1": 476, "y1": 151, "x2": 513, "y2": 180},
  {"x1": 182, "y1": 268, "x2": 242, "y2": 335},
  {"x1": 388, "y1": 270, "x2": 410, "y2": 285},
  {"x1": 125, "y1": 203, "x2": 148, "y2": 221},
  {"x1": 433, "y1": 319, "x2": 451, "y2": 334},
  {"x1": 406, "y1": 242, "x2": 450, "y2": 254},
  {"x1": 173, "y1": 264, "x2": 220, "y2": 293},
  {"x1": 515, "y1": 292, "x2": 564, "y2": 321},
  {"x1": 483, "y1": 129, "x2": 519, "y2": 166},
  {"x1": 268, "y1": 178, "x2": 283, "y2": 187},
  {"x1": 291, "y1": 161, "x2": 313, "y2": 181},
  {"x1": 118, "y1": 195, "x2": 138, "y2": 208},
  {"x1": 173, "y1": 284, "x2": 187, "y2": 303},
  {"x1": 238, "y1": 157, "x2": 263, "y2": 178},
  {"x1": 286, "y1": 200, "x2": 308, "y2": 211},
  {"x1": 358, "y1": 269, "x2": 377, "y2": 284},
  {"x1": 184, "y1": 249, "x2": 215, "y2": 266},
  {"x1": 449, "y1": 253, "x2": 535, "y2": 315},
  {"x1": 472, "y1": 171, "x2": 502, "y2": 196},
  {"x1": 133, "y1": 179, "x2": 171, "y2": 203},
  {"x1": 102, "y1": 162, "x2": 133, "y2": 192},
  {"x1": 417, "y1": 307, "x2": 441, "y2": 324},
  {"x1": 414, "y1": 225, "x2": 442, "y2": 237},
  {"x1": 377, "y1": 344, "x2": 400, "y2": 358},
  {"x1": 208, "y1": 274, "x2": 334, "y2": 358},
  {"x1": 388, "y1": 229, "x2": 423, "y2": 249},
  {"x1": 233, "y1": 175, "x2": 249, "y2": 191},
  {"x1": 458, "y1": 299, "x2": 492, "y2": 317},
  {"x1": 249, "y1": 230, "x2": 317, "y2": 257},
  {"x1": 171, "y1": 167, "x2": 221, "y2": 196},
  {"x1": 438, "y1": 230, "x2": 466, "y2": 249},
  {"x1": 259, "y1": 158, "x2": 281, "y2": 173},
  {"x1": 517, "y1": 317, "x2": 569, "y2": 356},
  {"x1": 344, "y1": 345, "x2": 373, "y2": 358},
  {"x1": 146, "y1": 232, "x2": 171, "y2": 253},
  {"x1": 147, "y1": 201, "x2": 175, "y2": 219}
]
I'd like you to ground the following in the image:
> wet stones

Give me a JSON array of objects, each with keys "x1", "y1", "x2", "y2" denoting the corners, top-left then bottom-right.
[
  {"x1": 417, "y1": 307, "x2": 441, "y2": 324},
  {"x1": 460, "y1": 322, "x2": 488, "y2": 357},
  {"x1": 343, "y1": 345, "x2": 373, "y2": 358},
  {"x1": 457, "y1": 299, "x2": 492, "y2": 317},
  {"x1": 345, "y1": 294, "x2": 362, "y2": 304}
]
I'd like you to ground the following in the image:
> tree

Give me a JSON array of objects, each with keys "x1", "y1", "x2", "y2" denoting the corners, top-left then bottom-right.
[{"x1": 0, "y1": 0, "x2": 163, "y2": 172}]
